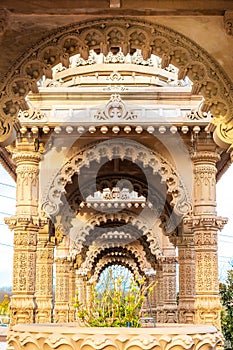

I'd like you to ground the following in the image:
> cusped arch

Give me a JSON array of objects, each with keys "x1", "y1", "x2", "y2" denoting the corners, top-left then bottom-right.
[
  {"x1": 80, "y1": 240, "x2": 153, "y2": 275},
  {"x1": 70, "y1": 210, "x2": 163, "y2": 258},
  {"x1": 42, "y1": 139, "x2": 192, "y2": 218},
  {"x1": 1, "y1": 18, "x2": 232, "y2": 143},
  {"x1": 89, "y1": 256, "x2": 142, "y2": 284}
]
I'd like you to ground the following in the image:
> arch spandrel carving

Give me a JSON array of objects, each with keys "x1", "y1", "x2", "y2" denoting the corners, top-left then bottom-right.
[
  {"x1": 41, "y1": 140, "x2": 192, "y2": 218},
  {"x1": 0, "y1": 18, "x2": 232, "y2": 145}
]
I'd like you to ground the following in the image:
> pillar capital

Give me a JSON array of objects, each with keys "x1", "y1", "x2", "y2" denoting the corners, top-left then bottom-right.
[{"x1": 183, "y1": 214, "x2": 228, "y2": 232}]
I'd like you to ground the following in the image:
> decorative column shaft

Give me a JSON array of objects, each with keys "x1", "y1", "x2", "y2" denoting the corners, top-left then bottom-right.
[
  {"x1": 76, "y1": 273, "x2": 87, "y2": 307},
  {"x1": 177, "y1": 232, "x2": 195, "y2": 323},
  {"x1": 161, "y1": 256, "x2": 178, "y2": 323},
  {"x1": 5, "y1": 136, "x2": 41, "y2": 325},
  {"x1": 35, "y1": 222, "x2": 54, "y2": 323},
  {"x1": 156, "y1": 265, "x2": 164, "y2": 323},
  {"x1": 68, "y1": 264, "x2": 76, "y2": 322},
  {"x1": 191, "y1": 149, "x2": 227, "y2": 329},
  {"x1": 54, "y1": 257, "x2": 70, "y2": 322}
]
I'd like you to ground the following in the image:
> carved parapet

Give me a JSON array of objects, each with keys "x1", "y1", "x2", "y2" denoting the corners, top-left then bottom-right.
[{"x1": 7, "y1": 324, "x2": 223, "y2": 350}]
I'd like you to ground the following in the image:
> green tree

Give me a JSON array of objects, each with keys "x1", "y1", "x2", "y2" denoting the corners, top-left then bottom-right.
[
  {"x1": 0, "y1": 294, "x2": 10, "y2": 316},
  {"x1": 219, "y1": 267, "x2": 233, "y2": 349}
]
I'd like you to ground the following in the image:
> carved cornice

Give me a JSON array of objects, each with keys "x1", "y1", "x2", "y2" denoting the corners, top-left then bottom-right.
[{"x1": 0, "y1": 18, "x2": 232, "y2": 144}]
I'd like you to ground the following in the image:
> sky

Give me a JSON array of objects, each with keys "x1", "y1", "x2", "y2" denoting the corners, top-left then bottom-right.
[{"x1": 0, "y1": 162, "x2": 233, "y2": 287}]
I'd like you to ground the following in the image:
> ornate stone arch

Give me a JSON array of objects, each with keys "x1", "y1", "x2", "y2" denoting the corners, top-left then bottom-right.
[
  {"x1": 80, "y1": 240, "x2": 154, "y2": 275},
  {"x1": 0, "y1": 18, "x2": 232, "y2": 144},
  {"x1": 89, "y1": 256, "x2": 142, "y2": 284},
  {"x1": 70, "y1": 210, "x2": 163, "y2": 259},
  {"x1": 42, "y1": 139, "x2": 192, "y2": 218}
]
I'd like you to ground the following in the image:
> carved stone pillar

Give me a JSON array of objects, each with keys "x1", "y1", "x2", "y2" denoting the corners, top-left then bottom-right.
[
  {"x1": 156, "y1": 264, "x2": 164, "y2": 323},
  {"x1": 191, "y1": 149, "x2": 227, "y2": 329},
  {"x1": 147, "y1": 274, "x2": 157, "y2": 321},
  {"x1": 177, "y1": 231, "x2": 195, "y2": 324},
  {"x1": 35, "y1": 221, "x2": 54, "y2": 323},
  {"x1": 68, "y1": 263, "x2": 76, "y2": 322},
  {"x1": 54, "y1": 257, "x2": 70, "y2": 322},
  {"x1": 161, "y1": 256, "x2": 178, "y2": 323},
  {"x1": 5, "y1": 136, "x2": 41, "y2": 325},
  {"x1": 86, "y1": 281, "x2": 92, "y2": 312},
  {"x1": 76, "y1": 272, "x2": 87, "y2": 307}
]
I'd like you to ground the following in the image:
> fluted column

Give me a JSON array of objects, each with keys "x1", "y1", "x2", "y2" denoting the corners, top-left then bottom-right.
[
  {"x1": 191, "y1": 148, "x2": 227, "y2": 329},
  {"x1": 5, "y1": 136, "x2": 41, "y2": 325},
  {"x1": 177, "y1": 231, "x2": 195, "y2": 323},
  {"x1": 161, "y1": 256, "x2": 178, "y2": 323},
  {"x1": 35, "y1": 221, "x2": 54, "y2": 323},
  {"x1": 54, "y1": 256, "x2": 70, "y2": 322}
]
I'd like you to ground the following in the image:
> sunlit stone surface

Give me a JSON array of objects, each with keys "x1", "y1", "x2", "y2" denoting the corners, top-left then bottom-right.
[{"x1": 7, "y1": 323, "x2": 223, "y2": 350}]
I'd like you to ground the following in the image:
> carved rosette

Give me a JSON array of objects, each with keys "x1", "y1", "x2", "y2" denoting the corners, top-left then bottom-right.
[{"x1": 54, "y1": 257, "x2": 70, "y2": 323}]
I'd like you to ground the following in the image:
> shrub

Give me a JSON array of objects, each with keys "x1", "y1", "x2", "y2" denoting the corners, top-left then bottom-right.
[{"x1": 74, "y1": 271, "x2": 155, "y2": 327}]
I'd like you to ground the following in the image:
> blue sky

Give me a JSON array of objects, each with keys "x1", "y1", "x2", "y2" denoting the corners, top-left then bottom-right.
[{"x1": 0, "y1": 163, "x2": 232, "y2": 287}]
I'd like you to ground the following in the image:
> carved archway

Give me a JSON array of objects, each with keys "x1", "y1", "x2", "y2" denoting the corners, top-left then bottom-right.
[
  {"x1": 89, "y1": 256, "x2": 142, "y2": 283},
  {"x1": 1, "y1": 18, "x2": 232, "y2": 144},
  {"x1": 70, "y1": 210, "x2": 163, "y2": 258},
  {"x1": 80, "y1": 240, "x2": 154, "y2": 275},
  {"x1": 41, "y1": 139, "x2": 192, "y2": 218}
]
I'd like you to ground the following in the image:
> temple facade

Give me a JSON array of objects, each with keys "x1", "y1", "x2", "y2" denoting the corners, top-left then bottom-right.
[{"x1": 0, "y1": 2, "x2": 233, "y2": 338}]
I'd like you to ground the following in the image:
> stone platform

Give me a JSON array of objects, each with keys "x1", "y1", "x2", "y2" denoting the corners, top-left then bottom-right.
[{"x1": 7, "y1": 323, "x2": 223, "y2": 349}]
